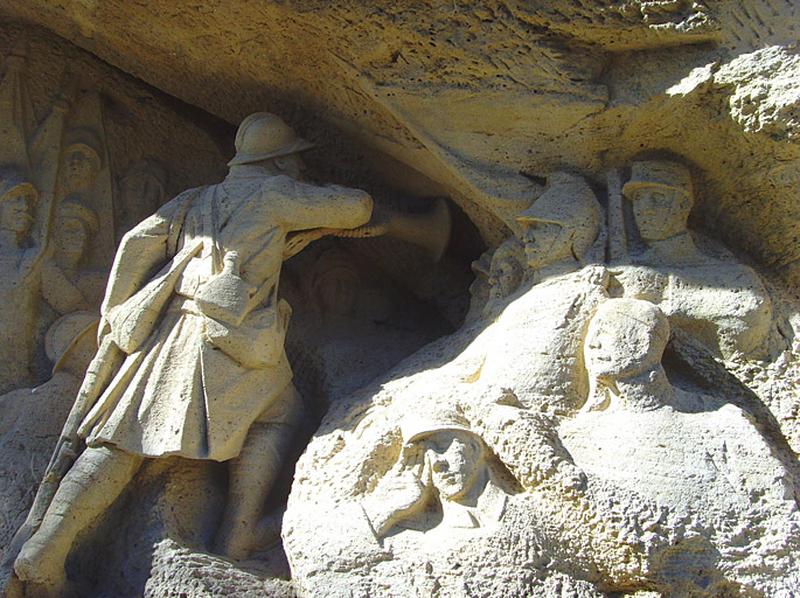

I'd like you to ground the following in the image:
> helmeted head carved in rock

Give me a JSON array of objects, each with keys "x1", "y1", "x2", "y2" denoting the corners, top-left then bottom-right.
[
  {"x1": 584, "y1": 298, "x2": 670, "y2": 382},
  {"x1": 55, "y1": 198, "x2": 98, "y2": 269},
  {"x1": 402, "y1": 411, "x2": 487, "y2": 503},
  {"x1": 0, "y1": 173, "x2": 37, "y2": 238},
  {"x1": 62, "y1": 128, "x2": 103, "y2": 193},
  {"x1": 623, "y1": 159, "x2": 694, "y2": 243},
  {"x1": 228, "y1": 112, "x2": 315, "y2": 178},
  {"x1": 487, "y1": 238, "x2": 524, "y2": 303},
  {"x1": 310, "y1": 249, "x2": 360, "y2": 317},
  {"x1": 120, "y1": 159, "x2": 167, "y2": 216},
  {"x1": 516, "y1": 172, "x2": 601, "y2": 270}
]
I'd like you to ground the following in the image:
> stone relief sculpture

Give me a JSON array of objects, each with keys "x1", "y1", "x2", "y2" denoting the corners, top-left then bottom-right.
[
  {"x1": 361, "y1": 406, "x2": 513, "y2": 540},
  {"x1": 0, "y1": 48, "x2": 56, "y2": 394},
  {"x1": 0, "y1": 312, "x2": 98, "y2": 546},
  {"x1": 465, "y1": 172, "x2": 608, "y2": 413},
  {"x1": 284, "y1": 159, "x2": 800, "y2": 596},
  {"x1": 613, "y1": 159, "x2": 774, "y2": 360},
  {"x1": 8, "y1": 112, "x2": 374, "y2": 593},
  {"x1": 59, "y1": 93, "x2": 117, "y2": 268},
  {"x1": 41, "y1": 198, "x2": 104, "y2": 315},
  {"x1": 2, "y1": 5, "x2": 800, "y2": 596},
  {"x1": 561, "y1": 298, "x2": 800, "y2": 593},
  {"x1": 0, "y1": 175, "x2": 48, "y2": 393},
  {"x1": 116, "y1": 159, "x2": 167, "y2": 240}
]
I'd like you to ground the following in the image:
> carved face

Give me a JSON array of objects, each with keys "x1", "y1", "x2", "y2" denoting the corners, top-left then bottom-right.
[
  {"x1": 584, "y1": 308, "x2": 664, "y2": 380},
  {"x1": 422, "y1": 431, "x2": 484, "y2": 502},
  {"x1": 122, "y1": 173, "x2": 162, "y2": 217},
  {"x1": 56, "y1": 217, "x2": 89, "y2": 268},
  {"x1": 317, "y1": 270, "x2": 358, "y2": 316},
  {"x1": 488, "y1": 256, "x2": 522, "y2": 301},
  {"x1": 0, "y1": 192, "x2": 34, "y2": 235},
  {"x1": 521, "y1": 221, "x2": 569, "y2": 269},
  {"x1": 63, "y1": 145, "x2": 101, "y2": 192},
  {"x1": 630, "y1": 186, "x2": 691, "y2": 242}
]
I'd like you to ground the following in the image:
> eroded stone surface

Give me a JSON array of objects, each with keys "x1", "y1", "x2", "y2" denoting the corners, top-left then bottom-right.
[{"x1": 0, "y1": 3, "x2": 798, "y2": 597}]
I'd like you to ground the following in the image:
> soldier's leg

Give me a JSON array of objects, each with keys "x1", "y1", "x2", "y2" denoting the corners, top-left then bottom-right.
[
  {"x1": 15, "y1": 445, "x2": 142, "y2": 587},
  {"x1": 215, "y1": 384, "x2": 302, "y2": 560}
]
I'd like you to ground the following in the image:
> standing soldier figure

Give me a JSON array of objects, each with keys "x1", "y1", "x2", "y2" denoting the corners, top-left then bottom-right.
[{"x1": 12, "y1": 112, "x2": 373, "y2": 591}]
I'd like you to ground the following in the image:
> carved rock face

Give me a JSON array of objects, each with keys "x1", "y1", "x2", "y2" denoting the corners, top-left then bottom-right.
[
  {"x1": 630, "y1": 186, "x2": 693, "y2": 242},
  {"x1": 0, "y1": 193, "x2": 33, "y2": 235},
  {"x1": 1, "y1": 4, "x2": 800, "y2": 597},
  {"x1": 62, "y1": 144, "x2": 100, "y2": 192},
  {"x1": 420, "y1": 431, "x2": 484, "y2": 502},
  {"x1": 584, "y1": 299, "x2": 668, "y2": 380},
  {"x1": 521, "y1": 221, "x2": 567, "y2": 269}
]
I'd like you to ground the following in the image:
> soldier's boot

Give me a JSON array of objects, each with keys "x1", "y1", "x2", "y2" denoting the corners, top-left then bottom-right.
[{"x1": 14, "y1": 445, "x2": 142, "y2": 592}]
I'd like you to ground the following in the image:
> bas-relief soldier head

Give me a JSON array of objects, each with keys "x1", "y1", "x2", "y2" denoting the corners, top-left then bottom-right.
[
  {"x1": 120, "y1": 160, "x2": 167, "y2": 216},
  {"x1": 0, "y1": 174, "x2": 37, "y2": 239},
  {"x1": 402, "y1": 413, "x2": 487, "y2": 503},
  {"x1": 229, "y1": 112, "x2": 314, "y2": 178},
  {"x1": 55, "y1": 198, "x2": 98, "y2": 268},
  {"x1": 487, "y1": 238, "x2": 524, "y2": 303},
  {"x1": 310, "y1": 249, "x2": 360, "y2": 317},
  {"x1": 584, "y1": 298, "x2": 670, "y2": 382},
  {"x1": 623, "y1": 160, "x2": 694, "y2": 243},
  {"x1": 62, "y1": 128, "x2": 103, "y2": 193},
  {"x1": 515, "y1": 172, "x2": 601, "y2": 270}
]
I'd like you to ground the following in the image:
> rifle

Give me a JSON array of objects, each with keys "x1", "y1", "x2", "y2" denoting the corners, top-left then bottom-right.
[{"x1": 0, "y1": 334, "x2": 122, "y2": 593}]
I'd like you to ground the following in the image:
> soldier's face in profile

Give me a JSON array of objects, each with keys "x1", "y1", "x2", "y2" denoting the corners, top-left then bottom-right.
[
  {"x1": 0, "y1": 193, "x2": 34, "y2": 235},
  {"x1": 585, "y1": 312, "x2": 661, "y2": 380},
  {"x1": 488, "y1": 257, "x2": 522, "y2": 301},
  {"x1": 522, "y1": 221, "x2": 566, "y2": 269},
  {"x1": 631, "y1": 187, "x2": 691, "y2": 242},
  {"x1": 423, "y1": 432, "x2": 483, "y2": 502}
]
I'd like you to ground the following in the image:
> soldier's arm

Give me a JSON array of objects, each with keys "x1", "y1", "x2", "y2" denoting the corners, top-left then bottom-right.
[
  {"x1": 100, "y1": 194, "x2": 186, "y2": 318},
  {"x1": 280, "y1": 178, "x2": 373, "y2": 231}
]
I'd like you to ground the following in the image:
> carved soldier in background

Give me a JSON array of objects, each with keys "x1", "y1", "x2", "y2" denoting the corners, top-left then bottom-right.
[
  {"x1": 41, "y1": 198, "x2": 105, "y2": 314},
  {"x1": 13, "y1": 112, "x2": 374, "y2": 592},
  {"x1": 116, "y1": 159, "x2": 167, "y2": 240},
  {"x1": 60, "y1": 128, "x2": 102, "y2": 196},
  {"x1": 615, "y1": 159, "x2": 773, "y2": 359},
  {"x1": 0, "y1": 174, "x2": 49, "y2": 393},
  {"x1": 465, "y1": 172, "x2": 609, "y2": 413}
]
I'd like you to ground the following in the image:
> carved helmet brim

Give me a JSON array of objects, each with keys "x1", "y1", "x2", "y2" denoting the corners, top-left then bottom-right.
[{"x1": 227, "y1": 138, "x2": 316, "y2": 166}]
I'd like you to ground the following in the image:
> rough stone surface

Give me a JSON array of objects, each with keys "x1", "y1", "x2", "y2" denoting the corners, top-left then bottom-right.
[{"x1": 0, "y1": 2, "x2": 798, "y2": 597}]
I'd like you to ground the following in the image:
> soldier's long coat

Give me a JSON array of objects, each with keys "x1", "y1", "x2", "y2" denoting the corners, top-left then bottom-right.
[{"x1": 78, "y1": 166, "x2": 372, "y2": 461}]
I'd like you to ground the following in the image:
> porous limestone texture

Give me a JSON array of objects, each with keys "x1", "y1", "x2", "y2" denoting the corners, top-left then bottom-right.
[{"x1": 0, "y1": 2, "x2": 798, "y2": 597}]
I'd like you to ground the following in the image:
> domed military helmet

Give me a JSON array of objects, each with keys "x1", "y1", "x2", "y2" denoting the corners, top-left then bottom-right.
[
  {"x1": 401, "y1": 408, "x2": 473, "y2": 446},
  {"x1": 59, "y1": 198, "x2": 99, "y2": 233},
  {"x1": 228, "y1": 112, "x2": 315, "y2": 167},
  {"x1": 622, "y1": 160, "x2": 693, "y2": 198},
  {"x1": 0, "y1": 171, "x2": 37, "y2": 205}
]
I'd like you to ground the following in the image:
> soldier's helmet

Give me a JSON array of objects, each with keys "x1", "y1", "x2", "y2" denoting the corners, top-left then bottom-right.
[
  {"x1": 400, "y1": 408, "x2": 473, "y2": 446},
  {"x1": 228, "y1": 112, "x2": 315, "y2": 167},
  {"x1": 622, "y1": 160, "x2": 693, "y2": 199}
]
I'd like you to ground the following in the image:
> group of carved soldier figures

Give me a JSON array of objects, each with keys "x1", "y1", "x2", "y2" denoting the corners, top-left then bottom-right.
[
  {"x1": 2, "y1": 96, "x2": 796, "y2": 591},
  {"x1": 279, "y1": 145, "x2": 796, "y2": 594},
  {"x1": 0, "y1": 48, "x2": 168, "y2": 401}
]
